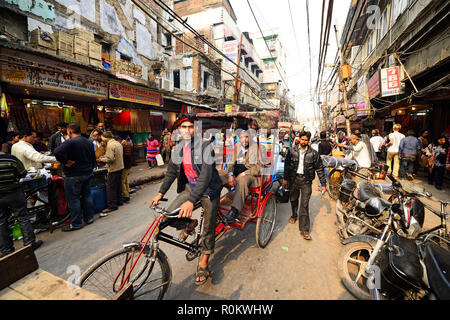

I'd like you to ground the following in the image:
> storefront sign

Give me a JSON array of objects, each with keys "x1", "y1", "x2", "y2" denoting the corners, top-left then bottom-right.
[
  {"x1": 222, "y1": 40, "x2": 238, "y2": 81},
  {"x1": 367, "y1": 71, "x2": 380, "y2": 99},
  {"x1": 0, "y1": 47, "x2": 108, "y2": 99},
  {"x1": 381, "y1": 66, "x2": 405, "y2": 97},
  {"x1": 109, "y1": 81, "x2": 162, "y2": 107},
  {"x1": 357, "y1": 102, "x2": 367, "y2": 116},
  {"x1": 357, "y1": 75, "x2": 367, "y2": 103}
]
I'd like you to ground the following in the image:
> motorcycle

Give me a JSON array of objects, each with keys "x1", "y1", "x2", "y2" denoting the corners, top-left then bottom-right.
[
  {"x1": 335, "y1": 174, "x2": 426, "y2": 240},
  {"x1": 338, "y1": 175, "x2": 450, "y2": 300}
]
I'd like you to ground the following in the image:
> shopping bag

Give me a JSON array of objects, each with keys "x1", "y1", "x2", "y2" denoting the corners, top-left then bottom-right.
[{"x1": 156, "y1": 154, "x2": 164, "y2": 166}]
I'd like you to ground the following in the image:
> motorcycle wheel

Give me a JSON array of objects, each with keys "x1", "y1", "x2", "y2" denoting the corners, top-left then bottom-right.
[{"x1": 338, "y1": 241, "x2": 374, "y2": 300}]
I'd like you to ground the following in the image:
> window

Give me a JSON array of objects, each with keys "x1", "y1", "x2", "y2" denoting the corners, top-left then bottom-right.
[
  {"x1": 203, "y1": 72, "x2": 210, "y2": 90},
  {"x1": 173, "y1": 70, "x2": 180, "y2": 89}
]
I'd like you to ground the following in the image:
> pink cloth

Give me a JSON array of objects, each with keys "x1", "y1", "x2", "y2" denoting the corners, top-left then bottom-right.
[{"x1": 182, "y1": 143, "x2": 198, "y2": 188}]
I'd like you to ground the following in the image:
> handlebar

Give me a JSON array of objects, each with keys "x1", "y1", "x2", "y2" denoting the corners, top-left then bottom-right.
[{"x1": 151, "y1": 205, "x2": 181, "y2": 219}]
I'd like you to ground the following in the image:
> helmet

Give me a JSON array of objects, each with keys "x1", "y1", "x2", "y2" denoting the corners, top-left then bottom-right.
[{"x1": 276, "y1": 185, "x2": 290, "y2": 203}]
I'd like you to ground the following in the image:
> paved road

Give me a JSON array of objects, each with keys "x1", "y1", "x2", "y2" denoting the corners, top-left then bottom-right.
[{"x1": 27, "y1": 178, "x2": 357, "y2": 300}]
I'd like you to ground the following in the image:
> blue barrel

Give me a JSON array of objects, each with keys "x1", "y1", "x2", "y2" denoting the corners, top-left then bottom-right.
[{"x1": 91, "y1": 184, "x2": 107, "y2": 213}]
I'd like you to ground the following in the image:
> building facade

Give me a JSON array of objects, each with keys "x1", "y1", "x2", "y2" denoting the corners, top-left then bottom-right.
[{"x1": 325, "y1": 0, "x2": 449, "y2": 138}]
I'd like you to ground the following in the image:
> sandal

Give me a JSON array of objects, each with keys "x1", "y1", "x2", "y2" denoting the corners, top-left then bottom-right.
[
  {"x1": 195, "y1": 265, "x2": 210, "y2": 286},
  {"x1": 289, "y1": 217, "x2": 297, "y2": 224}
]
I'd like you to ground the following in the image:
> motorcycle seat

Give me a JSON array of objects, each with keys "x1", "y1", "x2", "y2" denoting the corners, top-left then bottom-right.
[
  {"x1": 357, "y1": 181, "x2": 383, "y2": 202},
  {"x1": 421, "y1": 241, "x2": 450, "y2": 300}
]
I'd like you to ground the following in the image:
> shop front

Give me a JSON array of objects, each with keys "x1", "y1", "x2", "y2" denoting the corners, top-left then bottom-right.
[{"x1": 0, "y1": 46, "x2": 108, "y2": 140}]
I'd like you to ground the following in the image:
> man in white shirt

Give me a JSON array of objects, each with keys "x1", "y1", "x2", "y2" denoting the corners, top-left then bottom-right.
[
  {"x1": 370, "y1": 129, "x2": 384, "y2": 159},
  {"x1": 11, "y1": 129, "x2": 57, "y2": 170},
  {"x1": 386, "y1": 124, "x2": 405, "y2": 177},
  {"x1": 338, "y1": 134, "x2": 372, "y2": 182}
]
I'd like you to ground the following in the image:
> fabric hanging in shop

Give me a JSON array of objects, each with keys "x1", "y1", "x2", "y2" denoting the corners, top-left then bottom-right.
[
  {"x1": 132, "y1": 132, "x2": 149, "y2": 147},
  {"x1": 130, "y1": 109, "x2": 151, "y2": 133},
  {"x1": 1, "y1": 94, "x2": 9, "y2": 119},
  {"x1": 97, "y1": 110, "x2": 105, "y2": 124},
  {"x1": 63, "y1": 108, "x2": 77, "y2": 123},
  {"x1": 83, "y1": 106, "x2": 90, "y2": 123},
  {"x1": 113, "y1": 110, "x2": 131, "y2": 126},
  {"x1": 5, "y1": 95, "x2": 29, "y2": 132},
  {"x1": 396, "y1": 114, "x2": 410, "y2": 129},
  {"x1": 75, "y1": 109, "x2": 88, "y2": 134},
  {"x1": 150, "y1": 113, "x2": 163, "y2": 136}
]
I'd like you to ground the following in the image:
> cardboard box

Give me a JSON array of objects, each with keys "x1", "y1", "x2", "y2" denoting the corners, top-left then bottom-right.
[
  {"x1": 88, "y1": 42, "x2": 102, "y2": 60},
  {"x1": 69, "y1": 28, "x2": 95, "y2": 42},
  {"x1": 58, "y1": 50, "x2": 74, "y2": 60},
  {"x1": 29, "y1": 29, "x2": 56, "y2": 50},
  {"x1": 54, "y1": 31, "x2": 73, "y2": 52},
  {"x1": 73, "y1": 36, "x2": 89, "y2": 55},
  {"x1": 90, "y1": 58, "x2": 103, "y2": 68},
  {"x1": 74, "y1": 53, "x2": 89, "y2": 64},
  {"x1": 57, "y1": 50, "x2": 72, "y2": 59}
]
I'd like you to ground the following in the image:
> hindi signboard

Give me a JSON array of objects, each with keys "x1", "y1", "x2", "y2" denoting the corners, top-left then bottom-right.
[
  {"x1": 222, "y1": 40, "x2": 238, "y2": 81},
  {"x1": 367, "y1": 70, "x2": 380, "y2": 99},
  {"x1": 0, "y1": 47, "x2": 108, "y2": 99},
  {"x1": 381, "y1": 66, "x2": 405, "y2": 97},
  {"x1": 109, "y1": 81, "x2": 162, "y2": 106}
]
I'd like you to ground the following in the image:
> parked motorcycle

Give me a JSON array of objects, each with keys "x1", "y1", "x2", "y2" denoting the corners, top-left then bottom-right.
[
  {"x1": 335, "y1": 174, "x2": 427, "y2": 240},
  {"x1": 338, "y1": 175, "x2": 450, "y2": 300}
]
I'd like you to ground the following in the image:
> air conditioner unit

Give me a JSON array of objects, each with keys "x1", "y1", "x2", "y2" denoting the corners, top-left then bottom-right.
[{"x1": 158, "y1": 78, "x2": 174, "y2": 92}]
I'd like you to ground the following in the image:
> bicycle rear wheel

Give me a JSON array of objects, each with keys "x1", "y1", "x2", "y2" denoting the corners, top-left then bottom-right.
[
  {"x1": 80, "y1": 245, "x2": 171, "y2": 300},
  {"x1": 256, "y1": 194, "x2": 277, "y2": 248}
]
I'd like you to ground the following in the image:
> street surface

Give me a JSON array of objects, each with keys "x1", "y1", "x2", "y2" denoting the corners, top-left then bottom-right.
[{"x1": 19, "y1": 168, "x2": 447, "y2": 300}]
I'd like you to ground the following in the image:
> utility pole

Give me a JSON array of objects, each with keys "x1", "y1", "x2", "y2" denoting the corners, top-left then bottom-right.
[
  {"x1": 334, "y1": 25, "x2": 351, "y2": 137},
  {"x1": 233, "y1": 33, "x2": 244, "y2": 105}
]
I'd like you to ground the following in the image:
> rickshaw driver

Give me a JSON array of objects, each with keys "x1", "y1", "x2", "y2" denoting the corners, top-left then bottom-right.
[
  {"x1": 221, "y1": 130, "x2": 262, "y2": 224},
  {"x1": 150, "y1": 114, "x2": 222, "y2": 286}
]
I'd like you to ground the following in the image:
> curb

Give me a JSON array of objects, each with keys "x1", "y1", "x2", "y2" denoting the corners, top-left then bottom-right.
[{"x1": 128, "y1": 168, "x2": 167, "y2": 188}]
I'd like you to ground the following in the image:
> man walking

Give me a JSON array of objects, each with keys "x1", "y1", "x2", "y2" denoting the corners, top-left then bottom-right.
[
  {"x1": 386, "y1": 124, "x2": 405, "y2": 178},
  {"x1": 98, "y1": 132, "x2": 124, "y2": 215},
  {"x1": 318, "y1": 131, "x2": 333, "y2": 188},
  {"x1": 399, "y1": 130, "x2": 422, "y2": 180},
  {"x1": 283, "y1": 131, "x2": 327, "y2": 240},
  {"x1": 53, "y1": 124, "x2": 97, "y2": 232},
  {"x1": 0, "y1": 151, "x2": 43, "y2": 257}
]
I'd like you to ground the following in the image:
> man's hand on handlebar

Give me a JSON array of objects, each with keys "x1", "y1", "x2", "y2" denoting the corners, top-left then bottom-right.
[
  {"x1": 150, "y1": 193, "x2": 164, "y2": 208},
  {"x1": 179, "y1": 200, "x2": 194, "y2": 219}
]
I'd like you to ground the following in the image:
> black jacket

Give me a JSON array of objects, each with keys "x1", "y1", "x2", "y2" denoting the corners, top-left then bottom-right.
[
  {"x1": 53, "y1": 136, "x2": 97, "y2": 177},
  {"x1": 284, "y1": 145, "x2": 326, "y2": 185},
  {"x1": 159, "y1": 139, "x2": 222, "y2": 204},
  {"x1": 49, "y1": 131, "x2": 67, "y2": 154}
]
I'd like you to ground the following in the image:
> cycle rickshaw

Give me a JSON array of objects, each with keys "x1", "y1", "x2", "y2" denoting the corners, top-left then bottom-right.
[{"x1": 79, "y1": 111, "x2": 282, "y2": 300}]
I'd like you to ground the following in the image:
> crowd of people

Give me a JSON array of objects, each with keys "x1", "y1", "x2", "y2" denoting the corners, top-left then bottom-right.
[
  {"x1": 0, "y1": 121, "x2": 170, "y2": 257},
  {"x1": 319, "y1": 125, "x2": 450, "y2": 191}
]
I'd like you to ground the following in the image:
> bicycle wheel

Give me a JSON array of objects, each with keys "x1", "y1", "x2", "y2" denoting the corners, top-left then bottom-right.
[
  {"x1": 327, "y1": 169, "x2": 343, "y2": 200},
  {"x1": 256, "y1": 194, "x2": 277, "y2": 248},
  {"x1": 80, "y1": 245, "x2": 171, "y2": 300}
]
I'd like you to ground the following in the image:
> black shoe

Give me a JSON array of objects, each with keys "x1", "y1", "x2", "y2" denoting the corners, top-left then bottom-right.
[
  {"x1": 62, "y1": 224, "x2": 83, "y2": 232},
  {"x1": 31, "y1": 240, "x2": 43, "y2": 251},
  {"x1": 85, "y1": 219, "x2": 94, "y2": 225},
  {"x1": 123, "y1": 197, "x2": 130, "y2": 203},
  {"x1": 223, "y1": 207, "x2": 239, "y2": 224}
]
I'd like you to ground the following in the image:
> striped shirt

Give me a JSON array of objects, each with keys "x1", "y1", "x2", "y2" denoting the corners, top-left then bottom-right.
[{"x1": 0, "y1": 152, "x2": 27, "y2": 194}]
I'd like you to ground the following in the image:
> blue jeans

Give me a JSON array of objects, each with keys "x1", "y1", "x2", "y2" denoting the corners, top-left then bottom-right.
[
  {"x1": 64, "y1": 174, "x2": 94, "y2": 228},
  {"x1": 320, "y1": 168, "x2": 330, "y2": 187}
]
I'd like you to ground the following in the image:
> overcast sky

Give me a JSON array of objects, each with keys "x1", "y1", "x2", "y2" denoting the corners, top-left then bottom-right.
[{"x1": 229, "y1": 0, "x2": 352, "y2": 124}]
